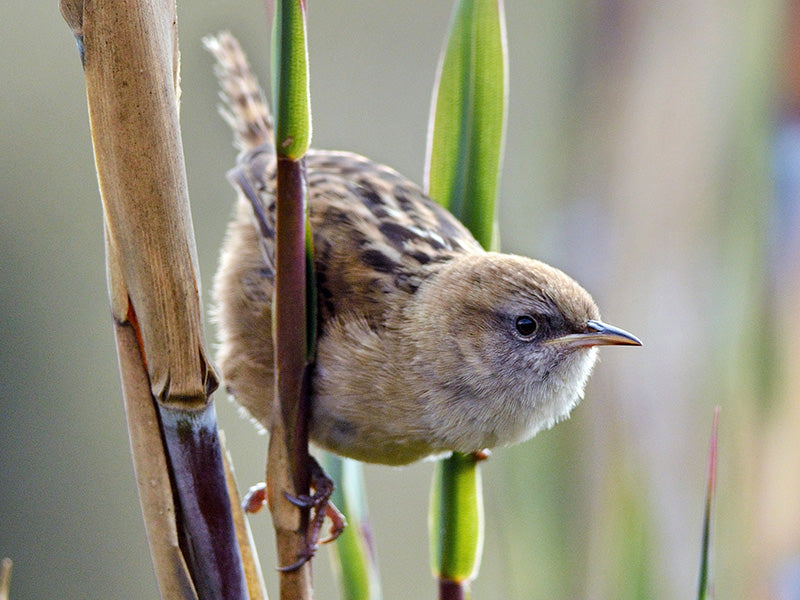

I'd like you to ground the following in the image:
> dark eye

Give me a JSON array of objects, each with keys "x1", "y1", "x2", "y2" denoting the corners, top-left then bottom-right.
[{"x1": 515, "y1": 315, "x2": 539, "y2": 338}]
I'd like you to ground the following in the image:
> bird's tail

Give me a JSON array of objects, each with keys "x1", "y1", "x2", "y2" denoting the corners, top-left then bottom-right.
[{"x1": 204, "y1": 32, "x2": 273, "y2": 152}]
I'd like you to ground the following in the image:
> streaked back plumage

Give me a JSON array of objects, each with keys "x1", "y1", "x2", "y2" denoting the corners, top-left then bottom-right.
[{"x1": 206, "y1": 32, "x2": 483, "y2": 326}]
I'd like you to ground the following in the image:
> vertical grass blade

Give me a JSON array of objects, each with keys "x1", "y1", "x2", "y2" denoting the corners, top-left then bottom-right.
[
  {"x1": 424, "y1": 0, "x2": 507, "y2": 250},
  {"x1": 272, "y1": 0, "x2": 311, "y2": 160},
  {"x1": 697, "y1": 407, "x2": 720, "y2": 600},
  {"x1": 321, "y1": 453, "x2": 383, "y2": 600},
  {"x1": 429, "y1": 453, "x2": 485, "y2": 594},
  {"x1": 270, "y1": 0, "x2": 312, "y2": 450},
  {"x1": 270, "y1": 3, "x2": 380, "y2": 597},
  {"x1": 425, "y1": 1, "x2": 507, "y2": 597}
]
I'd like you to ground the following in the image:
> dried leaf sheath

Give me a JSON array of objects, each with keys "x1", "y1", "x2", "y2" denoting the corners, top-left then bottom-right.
[{"x1": 60, "y1": 1, "x2": 252, "y2": 597}]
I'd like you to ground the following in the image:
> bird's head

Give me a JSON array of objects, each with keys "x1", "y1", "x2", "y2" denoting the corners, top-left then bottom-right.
[{"x1": 402, "y1": 252, "x2": 641, "y2": 452}]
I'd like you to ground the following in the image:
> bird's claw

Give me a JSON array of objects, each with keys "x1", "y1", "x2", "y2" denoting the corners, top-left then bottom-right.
[
  {"x1": 276, "y1": 546, "x2": 316, "y2": 572},
  {"x1": 242, "y1": 482, "x2": 268, "y2": 513},
  {"x1": 277, "y1": 456, "x2": 347, "y2": 572},
  {"x1": 472, "y1": 448, "x2": 491, "y2": 461},
  {"x1": 240, "y1": 459, "x2": 347, "y2": 571}
]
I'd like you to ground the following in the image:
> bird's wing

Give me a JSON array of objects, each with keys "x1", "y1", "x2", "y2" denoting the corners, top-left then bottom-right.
[{"x1": 229, "y1": 147, "x2": 483, "y2": 325}]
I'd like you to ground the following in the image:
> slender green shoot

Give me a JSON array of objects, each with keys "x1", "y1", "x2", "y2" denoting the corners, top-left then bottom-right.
[
  {"x1": 425, "y1": 0, "x2": 507, "y2": 250},
  {"x1": 270, "y1": 4, "x2": 381, "y2": 598},
  {"x1": 267, "y1": 1, "x2": 317, "y2": 594},
  {"x1": 272, "y1": 0, "x2": 311, "y2": 160},
  {"x1": 321, "y1": 453, "x2": 383, "y2": 600},
  {"x1": 429, "y1": 453, "x2": 485, "y2": 592},
  {"x1": 697, "y1": 407, "x2": 720, "y2": 600}
]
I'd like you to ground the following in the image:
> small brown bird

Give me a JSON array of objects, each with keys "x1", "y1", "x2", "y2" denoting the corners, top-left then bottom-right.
[{"x1": 207, "y1": 33, "x2": 640, "y2": 467}]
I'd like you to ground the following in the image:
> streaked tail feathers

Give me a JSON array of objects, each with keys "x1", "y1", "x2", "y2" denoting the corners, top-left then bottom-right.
[{"x1": 204, "y1": 32, "x2": 273, "y2": 152}]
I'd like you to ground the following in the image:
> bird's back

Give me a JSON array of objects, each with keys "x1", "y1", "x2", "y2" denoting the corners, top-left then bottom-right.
[
  {"x1": 207, "y1": 32, "x2": 482, "y2": 326},
  {"x1": 208, "y1": 32, "x2": 482, "y2": 429}
]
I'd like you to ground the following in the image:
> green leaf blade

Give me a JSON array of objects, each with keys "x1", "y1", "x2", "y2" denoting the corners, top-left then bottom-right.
[
  {"x1": 425, "y1": 0, "x2": 507, "y2": 250},
  {"x1": 321, "y1": 453, "x2": 383, "y2": 600},
  {"x1": 272, "y1": 0, "x2": 311, "y2": 159},
  {"x1": 429, "y1": 453, "x2": 485, "y2": 583},
  {"x1": 697, "y1": 407, "x2": 720, "y2": 600}
]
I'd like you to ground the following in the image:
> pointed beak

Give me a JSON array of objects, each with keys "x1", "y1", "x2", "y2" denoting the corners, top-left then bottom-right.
[{"x1": 545, "y1": 319, "x2": 642, "y2": 349}]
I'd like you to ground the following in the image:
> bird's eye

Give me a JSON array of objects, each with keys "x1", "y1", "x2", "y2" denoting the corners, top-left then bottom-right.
[{"x1": 515, "y1": 315, "x2": 538, "y2": 338}]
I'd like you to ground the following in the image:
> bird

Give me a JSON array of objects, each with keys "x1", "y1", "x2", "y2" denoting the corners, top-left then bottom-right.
[{"x1": 206, "y1": 32, "x2": 641, "y2": 467}]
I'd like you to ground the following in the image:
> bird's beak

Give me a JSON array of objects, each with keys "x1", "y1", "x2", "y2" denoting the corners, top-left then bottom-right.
[{"x1": 545, "y1": 319, "x2": 642, "y2": 349}]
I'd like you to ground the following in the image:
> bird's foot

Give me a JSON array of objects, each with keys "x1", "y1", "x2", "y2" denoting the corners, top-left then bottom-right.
[
  {"x1": 242, "y1": 482, "x2": 268, "y2": 513},
  {"x1": 242, "y1": 458, "x2": 346, "y2": 572},
  {"x1": 278, "y1": 456, "x2": 347, "y2": 571},
  {"x1": 472, "y1": 448, "x2": 491, "y2": 461}
]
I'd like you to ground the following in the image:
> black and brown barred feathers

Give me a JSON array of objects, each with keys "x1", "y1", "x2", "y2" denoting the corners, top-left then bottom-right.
[
  {"x1": 206, "y1": 32, "x2": 484, "y2": 430},
  {"x1": 205, "y1": 32, "x2": 483, "y2": 328},
  {"x1": 204, "y1": 32, "x2": 273, "y2": 151}
]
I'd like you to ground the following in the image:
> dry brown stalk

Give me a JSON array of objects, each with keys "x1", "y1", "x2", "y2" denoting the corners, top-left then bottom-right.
[{"x1": 58, "y1": 1, "x2": 262, "y2": 597}]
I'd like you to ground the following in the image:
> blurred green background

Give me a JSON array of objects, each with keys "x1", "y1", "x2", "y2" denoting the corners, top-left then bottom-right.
[{"x1": 1, "y1": 1, "x2": 797, "y2": 598}]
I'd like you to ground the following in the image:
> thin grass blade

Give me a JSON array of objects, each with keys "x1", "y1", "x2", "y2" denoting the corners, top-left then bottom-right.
[
  {"x1": 424, "y1": 0, "x2": 507, "y2": 250},
  {"x1": 429, "y1": 453, "x2": 485, "y2": 590},
  {"x1": 271, "y1": 0, "x2": 311, "y2": 160},
  {"x1": 321, "y1": 453, "x2": 383, "y2": 600},
  {"x1": 697, "y1": 407, "x2": 720, "y2": 600}
]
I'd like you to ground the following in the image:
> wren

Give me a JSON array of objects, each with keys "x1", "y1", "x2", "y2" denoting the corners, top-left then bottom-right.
[{"x1": 206, "y1": 33, "x2": 641, "y2": 466}]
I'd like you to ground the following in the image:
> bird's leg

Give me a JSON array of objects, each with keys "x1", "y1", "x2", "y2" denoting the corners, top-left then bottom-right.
[
  {"x1": 242, "y1": 457, "x2": 347, "y2": 571},
  {"x1": 277, "y1": 456, "x2": 347, "y2": 571}
]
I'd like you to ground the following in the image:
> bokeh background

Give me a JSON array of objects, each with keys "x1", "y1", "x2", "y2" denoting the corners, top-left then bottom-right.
[{"x1": 1, "y1": 1, "x2": 797, "y2": 598}]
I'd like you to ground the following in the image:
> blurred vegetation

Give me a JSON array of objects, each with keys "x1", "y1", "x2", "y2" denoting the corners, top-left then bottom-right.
[{"x1": 1, "y1": 1, "x2": 797, "y2": 599}]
